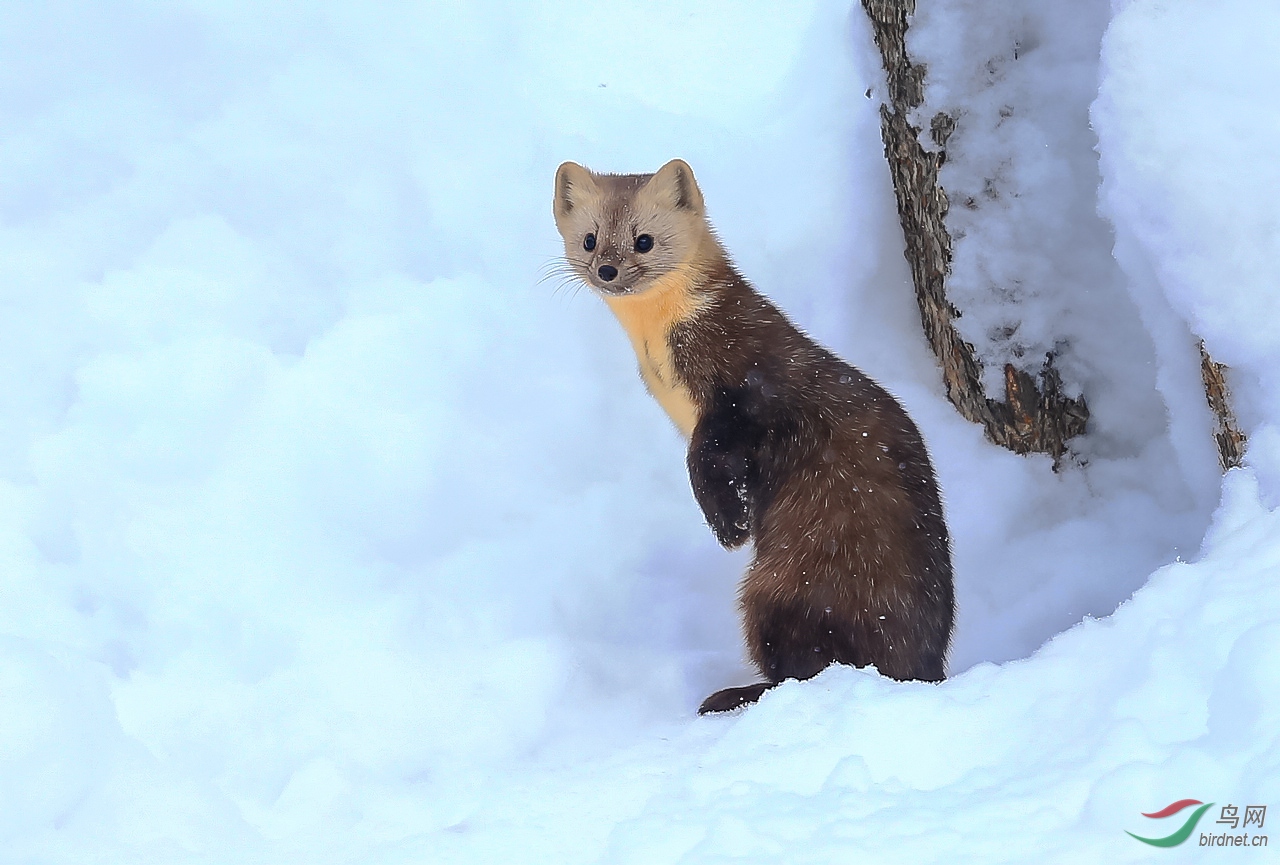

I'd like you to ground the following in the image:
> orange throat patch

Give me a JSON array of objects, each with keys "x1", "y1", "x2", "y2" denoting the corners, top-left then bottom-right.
[{"x1": 603, "y1": 269, "x2": 708, "y2": 438}]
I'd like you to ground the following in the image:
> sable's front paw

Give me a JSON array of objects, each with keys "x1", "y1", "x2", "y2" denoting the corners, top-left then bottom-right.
[{"x1": 710, "y1": 519, "x2": 750, "y2": 549}]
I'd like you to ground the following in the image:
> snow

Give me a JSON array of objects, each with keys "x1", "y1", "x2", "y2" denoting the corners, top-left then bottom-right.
[
  {"x1": 0, "y1": 0, "x2": 1277, "y2": 862},
  {"x1": 1094, "y1": 0, "x2": 1280, "y2": 505},
  {"x1": 908, "y1": 0, "x2": 1125, "y2": 403}
]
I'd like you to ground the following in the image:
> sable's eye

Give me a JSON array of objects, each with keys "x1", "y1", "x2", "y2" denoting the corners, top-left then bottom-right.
[
  {"x1": 635, "y1": 234, "x2": 654, "y2": 253},
  {"x1": 583, "y1": 233, "x2": 596, "y2": 252}
]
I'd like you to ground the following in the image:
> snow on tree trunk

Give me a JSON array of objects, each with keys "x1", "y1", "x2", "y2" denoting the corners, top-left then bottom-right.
[{"x1": 860, "y1": 0, "x2": 1087, "y2": 463}]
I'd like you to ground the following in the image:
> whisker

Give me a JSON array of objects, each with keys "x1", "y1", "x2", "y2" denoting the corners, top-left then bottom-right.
[
  {"x1": 552, "y1": 276, "x2": 587, "y2": 299},
  {"x1": 538, "y1": 255, "x2": 591, "y2": 300},
  {"x1": 538, "y1": 258, "x2": 582, "y2": 285}
]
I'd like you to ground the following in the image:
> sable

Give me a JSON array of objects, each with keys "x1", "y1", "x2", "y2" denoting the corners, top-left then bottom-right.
[{"x1": 553, "y1": 159, "x2": 954, "y2": 713}]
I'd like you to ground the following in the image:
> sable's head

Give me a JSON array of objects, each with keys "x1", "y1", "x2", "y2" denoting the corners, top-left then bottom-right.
[{"x1": 552, "y1": 159, "x2": 708, "y2": 295}]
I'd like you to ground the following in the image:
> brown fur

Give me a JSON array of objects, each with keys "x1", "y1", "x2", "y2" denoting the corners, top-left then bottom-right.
[{"x1": 553, "y1": 159, "x2": 954, "y2": 714}]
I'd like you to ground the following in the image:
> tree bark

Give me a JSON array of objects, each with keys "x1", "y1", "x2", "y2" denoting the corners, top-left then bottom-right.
[{"x1": 1199, "y1": 342, "x2": 1246, "y2": 471}]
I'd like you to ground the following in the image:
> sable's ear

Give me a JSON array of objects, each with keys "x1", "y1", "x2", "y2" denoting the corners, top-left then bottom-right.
[
  {"x1": 644, "y1": 159, "x2": 704, "y2": 214},
  {"x1": 553, "y1": 161, "x2": 595, "y2": 222}
]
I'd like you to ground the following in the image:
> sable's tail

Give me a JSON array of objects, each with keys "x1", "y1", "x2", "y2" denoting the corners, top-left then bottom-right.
[{"x1": 698, "y1": 683, "x2": 771, "y2": 714}]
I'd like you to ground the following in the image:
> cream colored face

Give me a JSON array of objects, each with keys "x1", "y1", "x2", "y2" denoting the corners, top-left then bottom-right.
[{"x1": 552, "y1": 159, "x2": 709, "y2": 295}]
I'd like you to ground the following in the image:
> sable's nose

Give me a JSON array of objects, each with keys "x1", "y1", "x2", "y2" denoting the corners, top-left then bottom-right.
[{"x1": 597, "y1": 264, "x2": 618, "y2": 282}]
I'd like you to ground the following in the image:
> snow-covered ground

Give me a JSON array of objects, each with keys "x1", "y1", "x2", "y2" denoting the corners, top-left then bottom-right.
[{"x1": 1, "y1": 0, "x2": 1276, "y2": 861}]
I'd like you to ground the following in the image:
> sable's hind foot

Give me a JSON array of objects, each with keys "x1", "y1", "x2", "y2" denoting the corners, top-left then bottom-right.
[{"x1": 698, "y1": 683, "x2": 772, "y2": 714}]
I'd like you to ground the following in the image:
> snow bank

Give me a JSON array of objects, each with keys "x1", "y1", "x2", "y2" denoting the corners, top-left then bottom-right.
[
  {"x1": 0, "y1": 0, "x2": 1275, "y2": 861},
  {"x1": 1095, "y1": 0, "x2": 1280, "y2": 504}
]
